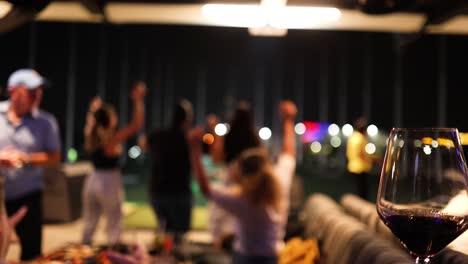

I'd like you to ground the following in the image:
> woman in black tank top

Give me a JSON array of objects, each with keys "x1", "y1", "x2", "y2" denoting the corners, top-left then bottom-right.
[
  {"x1": 90, "y1": 148, "x2": 119, "y2": 169},
  {"x1": 81, "y1": 82, "x2": 146, "y2": 245}
]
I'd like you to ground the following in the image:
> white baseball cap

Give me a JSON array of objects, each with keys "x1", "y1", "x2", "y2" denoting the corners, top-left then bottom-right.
[{"x1": 7, "y1": 69, "x2": 48, "y2": 90}]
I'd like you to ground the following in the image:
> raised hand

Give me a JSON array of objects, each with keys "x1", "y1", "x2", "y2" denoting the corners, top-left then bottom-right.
[
  {"x1": 188, "y1": 126, "x2": 205, "y2": 147},
  {"x1": 89, "y1": 96, "x2": 102, "y2": 113},
  {"x1": 206, "y1": 114, "x2": 219, "y2": 133},
  {"x1": 131, "y1": 81, "x2": 147, "y2": 101},
  {"x1": 279, "y1": 100, "x2": 297, "y2": 121}
]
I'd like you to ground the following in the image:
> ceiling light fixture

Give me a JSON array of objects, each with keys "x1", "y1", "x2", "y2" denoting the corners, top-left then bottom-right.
[
  {"x1": 270, "y1": 6, "x2": 342, "y2": 29},
  {"x1": 202, "y1": 3, "x2": 341, "y2": 31},
  {"x1": 0, "y1": 2, "x2": 12, "y2": 18},
  {"x1": 248, "y1": 25, "x2": 288, "y2": 36},
  {"x1": 201, "y1": 4, "x2": 267, "y2": 28}
]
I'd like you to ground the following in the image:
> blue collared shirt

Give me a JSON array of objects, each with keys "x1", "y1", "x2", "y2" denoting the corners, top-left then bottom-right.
[{"x1": 0, "y1": 107, "x2": 61, "y2": 200}]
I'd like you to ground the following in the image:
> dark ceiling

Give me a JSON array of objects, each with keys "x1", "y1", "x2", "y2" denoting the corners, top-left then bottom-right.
[{"x1": 3, "y1": 0, "x2": 468, "y2": 35}]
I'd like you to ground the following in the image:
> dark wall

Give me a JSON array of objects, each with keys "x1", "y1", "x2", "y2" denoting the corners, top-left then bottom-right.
[{"x1": 0, "y1": 22, "x2": 465, "y2": 156}]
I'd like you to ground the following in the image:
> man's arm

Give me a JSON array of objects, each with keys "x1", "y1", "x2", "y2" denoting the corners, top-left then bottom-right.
[
  {"x1": 27, "y1": 111, "x2": 62, "y2": 167},
  {"x1": 24, "y1": 151, "x2": 61, "y2": 167},
  {"x1": 0, "y1": 149, "x2": 61, "y2": 168}
]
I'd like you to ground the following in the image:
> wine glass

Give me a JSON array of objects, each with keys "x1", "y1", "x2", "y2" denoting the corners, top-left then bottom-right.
[{"x1": 377, "y1": 128, "x2": 468, "y2": 263}]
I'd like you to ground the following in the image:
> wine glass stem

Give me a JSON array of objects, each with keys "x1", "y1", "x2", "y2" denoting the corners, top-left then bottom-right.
[{"x1": 415, "y1": 257, "x2": 431, "y2": 263}]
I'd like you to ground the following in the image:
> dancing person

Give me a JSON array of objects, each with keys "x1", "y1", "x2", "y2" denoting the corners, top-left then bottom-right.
[
  {"x1": 189, "y1": 101, "x2": 297, "y2": 264},
  {"x1": 211, "y1": 101, "x2": 261, "y2": 164},
  {"x1": 81, "y1": 82, "x2": 146, "y2": 245},
  {"x1": 208, "y1": 102, "x2": 262, "y2": 249},
  {"x1": 147, "y1": 100, "x2": 193, "y2": 244}
]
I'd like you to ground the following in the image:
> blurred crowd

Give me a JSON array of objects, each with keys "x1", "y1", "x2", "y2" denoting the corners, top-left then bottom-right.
[{"x1": 0, "y1": 68, "x2": 304, "y2": 264}]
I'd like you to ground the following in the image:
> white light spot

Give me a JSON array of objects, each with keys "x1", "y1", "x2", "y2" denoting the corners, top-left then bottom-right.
[
  {"x1": 259, "y1": 127, "x2": 272, "y2": 140},
  {"x1": 328, "y1": 123, "x2": 340, "y2": 136},
  {"x1": 398, "y1": 140, "x2": 405, "y2": 148},
  {"x1": 423, "y1": 145, "x2": 432, "y2": 155},
  {"x1": 310, "y1": 141, "x2": 322, "y2": 153},
  {"x1": 128, "y1": 146, "x2": 142, "y2": 159},
  {"x1": 342, "y1": 124, "x2": 354, "y2": 137},
  {"x1": 365, "y1": 143, "x2": 376, "y2": 154},
  {"x1": 295, "y1": 123, "x2": 306, "y2": 135},
  {"x1": 414, "y1": 140, "x2": 422, "y2": 148},
  {"x1": 367, "y1": 124, "x2": 378, "y2": 137},
  {"x1": 432, "y1": 140, "x2": 439, "y2": 148},
  {"x1": 215, "y1": 123, "x2": 228, "y2": 136},
  {"x1": 330, "y1": 136, "x2": 342, "y2": 148}
]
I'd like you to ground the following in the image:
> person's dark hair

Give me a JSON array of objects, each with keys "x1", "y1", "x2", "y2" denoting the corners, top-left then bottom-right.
[
  {"x1": 84, "y1": 104, "x2": 115, "y2": 153},
  {"x1": 354, "y1": 117, "x2": 368, "y2": 134},
  {"x1": 224, "y1": 101, "x2": 261, "y2": 163},
  {"x1": 171, "y1": 99, "x2": 193, "y2": 131},
  {"x1": 94, "y1": 107, "x2": 112, "y2": 129}
]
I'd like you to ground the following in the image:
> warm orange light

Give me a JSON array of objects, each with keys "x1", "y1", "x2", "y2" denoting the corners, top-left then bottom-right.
[
  {"x1": 421, "y1": 137, "x2": 433, "y2": 145},
  {"x1": 421, "y1": 137, "x2": 455, "y2": 148},
  {"x1": 437, "y1": 138, "x2": 455, "y2": 148},
  {"x1": 460, "y1": 133, "x2": 468, "y2": 145},
  {"x1": 0, "y1": 2, "x2": 12, "y2": 18},
  {"x1": 203, "y1": 133, "x2": 215, "y2": 145}
]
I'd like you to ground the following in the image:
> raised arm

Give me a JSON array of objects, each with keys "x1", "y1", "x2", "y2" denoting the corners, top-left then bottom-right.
[
  {"x1": 84, "y1": 96, "x2": 102, "y2": 138},
  {"x1": 210, "y1": 135, "x2": 225, "y2": 164},
  {"x1": 189, "y1": 127, "x2": 212, "y2": 197},
  {"x1": 206, "y1": 114, "x2": 225, "y2": 164},
  {"x1": 279, "y1": 100, "x2": 297, "y2": 158},
  {"x1": 108, "y1": 82, "x2": 146, "y2": 146}
]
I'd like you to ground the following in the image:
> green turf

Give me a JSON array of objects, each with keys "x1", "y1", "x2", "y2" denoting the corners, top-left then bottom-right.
[
  {"x1": 123, "y1": 204, "x2": 208, "y2": 230},
  {"x1": 122, "y1": 154, "x2": 381, "y2": 230}
]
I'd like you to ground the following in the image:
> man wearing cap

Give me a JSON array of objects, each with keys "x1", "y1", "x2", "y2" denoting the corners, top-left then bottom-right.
[{"x1": 0, "y1": 69, "x2": 61, "y2": 260}]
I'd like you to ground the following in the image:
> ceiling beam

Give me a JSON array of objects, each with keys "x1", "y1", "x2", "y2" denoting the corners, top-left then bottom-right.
[{"x1": 2, "y1": 1, "x2": 468, "y2": 35}]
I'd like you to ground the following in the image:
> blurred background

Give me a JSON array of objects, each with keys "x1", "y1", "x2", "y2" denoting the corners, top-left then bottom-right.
[{"x1": 2, "y1": 0, "x2": 468, "y2": 229}]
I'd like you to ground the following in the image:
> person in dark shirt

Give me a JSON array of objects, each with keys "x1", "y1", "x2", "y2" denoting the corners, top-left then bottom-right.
[{"x1": 147, "y1": 99, "x2": 193, "y2": 242}]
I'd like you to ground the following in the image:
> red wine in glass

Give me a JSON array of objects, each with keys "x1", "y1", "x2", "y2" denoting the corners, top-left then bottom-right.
[
  {"x1": 379, "y1": 209, "x2": 468, "y2": 258},
  {"x1": 377, "y1": 128, "x2": 468, "y2": 263}
]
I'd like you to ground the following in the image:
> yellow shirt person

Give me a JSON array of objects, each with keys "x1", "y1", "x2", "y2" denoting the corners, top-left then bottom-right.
[
  {"x1": 346, "y1": 131, "x2": 372, "y2": 174},
  {"x1": 346, "y1": 117, "x2": 375, "y2": 200}
]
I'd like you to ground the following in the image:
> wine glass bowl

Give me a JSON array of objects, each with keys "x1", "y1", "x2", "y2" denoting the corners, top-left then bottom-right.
[{"x1": 377, "y1": 128, "x2": 468, "y2": 263}]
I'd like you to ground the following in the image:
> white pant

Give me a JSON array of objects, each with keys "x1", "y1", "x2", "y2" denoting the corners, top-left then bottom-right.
[{"x1": 82, "y1": 169, "x2": 123, "y2": 245}]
